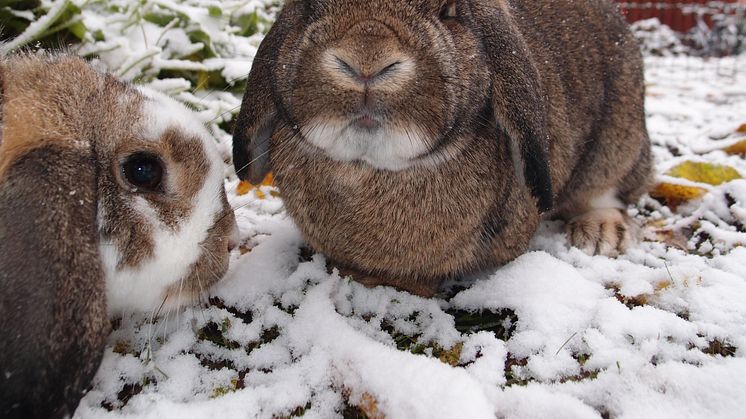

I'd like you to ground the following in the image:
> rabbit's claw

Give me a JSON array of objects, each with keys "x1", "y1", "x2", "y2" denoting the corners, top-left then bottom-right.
[{"x1": 567, "y1": 208, "x2": 633, "y2": 257}]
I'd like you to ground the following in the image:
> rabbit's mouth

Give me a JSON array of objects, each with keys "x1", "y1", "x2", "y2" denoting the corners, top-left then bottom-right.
[
  {"x1": 301, "y1": 116, "x2": 432, "y2": 171},
  {"x1": 351, "y1": 114, "x2": 382, "y2": 131}
]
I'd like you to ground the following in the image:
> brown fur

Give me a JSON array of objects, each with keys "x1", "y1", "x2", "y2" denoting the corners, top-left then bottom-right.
[
  {"x1": 0, "y1": 54, "x2": 235, "y2": 418},
  {"x1": 233, "y1": 0, "x2": 653, "y2": 296},
  {"x1": 1, "y1": 144, "x2": 108, "y2": 419},
  {"x1": 0, "y1": 56, "x2": 103, "y2": 179}
]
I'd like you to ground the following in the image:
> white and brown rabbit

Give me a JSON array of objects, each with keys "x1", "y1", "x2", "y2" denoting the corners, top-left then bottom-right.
[
  {"x1": 0, "y1": 53, "x2": 237, "y2": 418},
  {"x1": 233, "y1": 0, "x2": 653, "y2": 297}
]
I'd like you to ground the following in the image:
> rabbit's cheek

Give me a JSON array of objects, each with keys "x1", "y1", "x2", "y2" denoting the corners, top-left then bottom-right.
[
  {"x1": 102, "y1": 185, "x2": 225, "y2": 315},
  {"x1": 161, "y1": 223, "x2": 233, "y2": 311},
  {"x1": 151, "y1": 193, "x2": 235, "y2": 312}
]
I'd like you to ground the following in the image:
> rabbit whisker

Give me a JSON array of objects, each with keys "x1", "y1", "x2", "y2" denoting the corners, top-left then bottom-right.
[
  {"x1": 230, "y1": 116, "x2": 299, "y2": 178},
  {"x1": 206, "y1": 104, "x2": 243, "y2": 125},
  {"x1": 175, "y1": 274, "x2": 186, "y2": 332},
  {"x1": 143, "y1": 293, "x2": 168, "y2": 356}
]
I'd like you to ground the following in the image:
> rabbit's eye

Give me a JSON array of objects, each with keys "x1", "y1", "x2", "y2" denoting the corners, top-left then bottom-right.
[
  {"x1": 122, "y1": 154, "x2": 164, "y2": 193},
  {"x1": 439, "y1": 0, "x2": 457, "y2": 21}
]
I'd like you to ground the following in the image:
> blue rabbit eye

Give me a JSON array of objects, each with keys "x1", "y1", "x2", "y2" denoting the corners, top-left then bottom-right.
[{"x1": 122, "y1": 154, "x2": 164, "y2": 192}]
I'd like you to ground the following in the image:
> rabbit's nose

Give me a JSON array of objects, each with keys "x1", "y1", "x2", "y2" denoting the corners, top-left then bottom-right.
[
  {"x1": 322, "y1": 22, "x2": 415, "y2": 94},
  {"x1": 334, "y1": 56, "x2": 401, "y2": 86}
]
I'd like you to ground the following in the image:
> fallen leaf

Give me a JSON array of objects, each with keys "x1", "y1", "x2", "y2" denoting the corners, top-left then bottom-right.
[
  {"x1": 655, "y1": 280, "x2": 673, "y2": 292},
  {"x1": 650, "y1": 183, "x2": 707, "y2": 208},
  {"x1": 666, "y1": 161, "x2": 741, "y2": 186},
  {"x1": 259, "y1": 172, "x2": 275, "y2": 186},
  {"x1": 358, "y1": 393, "x2": 385, "y2": 419},
  {"x1": 238, "y1": 244, "x2": 252, "y2": 255},
  {"x1": 437, "y1": 342, "x2": 464, "y2": 367},
  {"x1": 651, "y1": 161, "x2": 741, "y2": 209},
  {"x1": 724, "y1": 139, "x2": 746, "y2": 155},
  {"x1": 736, "y1": 123, "x2": 746, "y2": 134},
  {"x1": 236, "y1": 180, "x2": 252, "y2": 196},
  {"x1": 649, "y1": 227, "x2": 690, "y2": 250},
  {"x1": 235, "y1": 173, "x2": 275, "y2": 196}
]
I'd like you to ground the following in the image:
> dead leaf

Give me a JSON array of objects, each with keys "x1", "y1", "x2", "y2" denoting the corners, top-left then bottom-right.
[
  {"x1": 259, "y1": 172, "x2": 275, "y2": 186},
  {"x1": 649, "y1": 227, "x2": 690, "y2": 250},
  {"x1": 736, "y1": 123, "x2": 746, "y2": 134},
  {"x1": 236, "y1": 180, "x2": 252, "y2": 196},
  {"x1": 235, "y1": 173, "x2": 275, "y2": 197},
  {"x1": 358, "y1": 393, "x2": 385, "y2": 419},
  {"x1": 652, "y1": 161, "x2": 742, "y2": 208},
  {"x1": 437, "y1": 342, "x2": 464, "y2": 367},
  {"x1": 666, "y1": 161, "x2": 741, "y2": 186},
  {"x1": 724, "y1": 139, "x2": 746, "y2": 155},
  {"x1": 650, "y1": 183, "x2": 707, "y2": 209}
]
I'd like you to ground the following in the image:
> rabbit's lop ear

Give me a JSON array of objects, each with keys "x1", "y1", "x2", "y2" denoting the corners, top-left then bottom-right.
[
  {"x1": 232, "y1": 59, "x2": 277, "y2": 184},
  {"x1": 0, "y1": 61, "x2": 107, "y2": 418},
  {"x1": 471, "y1": 1, "x2": 554, "y2": 213},
  {"x1": 0, "y1": 64, "x2": 4, "y2": 142},
  {"x1": 233, "y1": 3, "x2": 301, "y2": 184}
]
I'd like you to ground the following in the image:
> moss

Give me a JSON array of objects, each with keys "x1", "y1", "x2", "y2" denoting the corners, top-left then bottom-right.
[
  {"x1": 448, "y1": 308, "x2": 518, "y2": 341},
  {"x1": 247, "y1": 326, "x2": 282, "y2": 353},
  {"x1": 210, "y1": 386, "x2": 234, "y2": 399},
  {"x1": 209, "y1": 297, "x2": 254, "y2": 324},
  {"x1": 197, "y1": 320, "x2": 241, "y2": 350},
  {"x1": 274, "y1": 402, "x2": 313, "y2": 418},
  {"x1": 504, "y1": 355, "x2": 531, "y2": 387},
  {"x1": 341, "y1": 403, "x2": 370, "y2": 419}
]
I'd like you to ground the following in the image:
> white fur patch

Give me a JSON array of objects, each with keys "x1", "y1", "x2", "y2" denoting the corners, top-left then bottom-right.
[
  {"x1": 589, "y1": 188, "x2": 625, "y2": 210},
  {"x1": 302, "y1": 119, "x2": 431, "y2": 171},
  {"x1": 101, "y1": 87, "x2": 226, "y2": 315}
]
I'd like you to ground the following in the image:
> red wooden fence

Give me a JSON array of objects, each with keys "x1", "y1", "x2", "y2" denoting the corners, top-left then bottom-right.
[{"x1": 615, "y1": 0, "x2": 744, "y2": 32}]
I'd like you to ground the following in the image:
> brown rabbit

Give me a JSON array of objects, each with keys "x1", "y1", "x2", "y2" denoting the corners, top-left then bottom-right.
[
  {"x1": 232, "y1": 0, "x2": 652, "y2": 297},
  {"x1": 0, "y1": 53, "x2": 237, "y2": 419}
]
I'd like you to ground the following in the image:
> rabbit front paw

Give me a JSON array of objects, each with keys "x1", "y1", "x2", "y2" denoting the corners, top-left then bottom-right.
[{"x1": 566, "y1": 208, "x2": 634, "y2": 257}]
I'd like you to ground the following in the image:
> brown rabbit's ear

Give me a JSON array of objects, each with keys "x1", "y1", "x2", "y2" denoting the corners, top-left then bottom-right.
[
  {"x1": 0, "y1": 62, "x2": 5, "y2": 145},
  {"x1": 0, "y1": 142, "x2": 108, "y2": 417},
  {"x1": 232, "y1": 65, "x2": 277, "y2": 184},
  {"x1": 470, "y1": 1, "x2": 553, "y2": 213},
  {"x1": 233, "y1": 2, "x2": 303, "y2": 184},
  {"x1": 1, "y1": 61, "x2": 107, "y2": 416}
]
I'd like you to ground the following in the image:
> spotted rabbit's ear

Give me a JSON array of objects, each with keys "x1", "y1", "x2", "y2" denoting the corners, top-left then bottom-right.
[
  {"x1": 0, "y1": 56, "x2": 108, "y2": 418},
  {"x1": 0, "y1": 61, "x2": 4, "y2": 145},
  {"x1": 233, "y1": 3, "x2": 304, "y2": 184},
  {"x1": 470, "y1": 1, "x2": 554, "y2": 213}
]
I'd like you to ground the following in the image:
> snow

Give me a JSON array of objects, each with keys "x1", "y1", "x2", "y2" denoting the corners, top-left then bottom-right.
[
  {"x1": 0, "y1": 0, "x2": 73, "y2": 55},
  {"x1": 630, "y1": 18, "x2": 690, "y2": 57},
  {"x1": 71, "y1": 52, "x2": 746, "y2": 418},
  {"x1": 5, "y1": 1, "x2": 746, "y2": 417}
]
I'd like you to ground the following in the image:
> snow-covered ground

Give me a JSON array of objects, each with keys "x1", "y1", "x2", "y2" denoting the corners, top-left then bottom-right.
[
  {"x1": 71, "y1": 58, "x2": 746, "y2": 419},
  {"x1": 4, "y1": 1, "x2": 746, "y2": 418}
]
